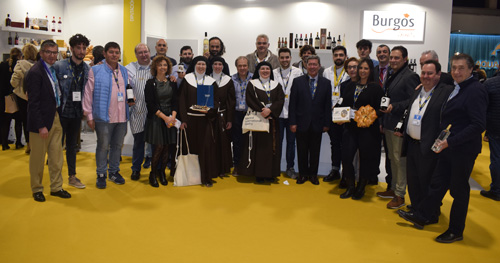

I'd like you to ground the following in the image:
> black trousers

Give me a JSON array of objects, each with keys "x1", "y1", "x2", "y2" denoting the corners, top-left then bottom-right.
[
  {"x1": 60, "y1": 116, "x2": 81, "y2": 176},
  {"x1": 417, "y1": 149, "x2": 478, "y2": 235},
  {"x1": 231, "y1": 110, "x2": 246, "y2": 166},
  {"x1": 296, "y1": 127, "x2": 322, "y2": 176},
  {"x1": 406, "y1": 140, "x2": 438, "y2": 208},
  {"x1": 327, "y1": 122, "x2": 343, "y2": 170}
]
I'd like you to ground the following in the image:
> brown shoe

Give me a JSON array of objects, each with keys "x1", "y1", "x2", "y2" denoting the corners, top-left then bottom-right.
[
  {"x1": 376, "y1": 189, "x2": 395, "y2": 199},
  {"x1": 387, "y1": 196, "x2": 405, "y2": 209}
]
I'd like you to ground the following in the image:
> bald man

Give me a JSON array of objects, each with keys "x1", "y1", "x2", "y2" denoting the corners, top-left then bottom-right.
[{"x1": 151, "y1": 39, "x2": 177, "y2": 66}]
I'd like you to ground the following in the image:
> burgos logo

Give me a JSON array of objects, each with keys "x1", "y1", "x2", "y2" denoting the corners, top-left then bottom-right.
[{"x1": 371, "y1": 13, "x2": 415, "y2": 33}]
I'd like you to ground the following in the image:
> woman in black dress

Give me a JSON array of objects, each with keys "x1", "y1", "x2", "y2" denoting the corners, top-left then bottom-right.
[
  {"x1": 144, "y1": 55, "x2": 178, "y2": 187},
  {"x1": 339, "y1": 58, "x2": 384, "y2": 200}
]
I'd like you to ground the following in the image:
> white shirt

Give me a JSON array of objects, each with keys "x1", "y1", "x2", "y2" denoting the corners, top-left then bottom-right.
[
  {"x1": 406, "y1": 86, "x2": 435, "y2": 140},
  {"x1": 273, "y1": 66, "x2": 302, "y2": 119}
]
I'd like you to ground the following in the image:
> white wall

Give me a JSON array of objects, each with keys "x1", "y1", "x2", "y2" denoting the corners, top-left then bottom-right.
[
  {"x1": 452, "y1": 14, "x2": 500, "y2": 35},
  {"x1": 166, "y1": 0, "x2": 453, "y2": 74}
]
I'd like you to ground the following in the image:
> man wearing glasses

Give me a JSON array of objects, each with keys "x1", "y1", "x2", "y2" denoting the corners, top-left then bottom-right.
[{"x1": 26, "y1": 40, "x2": 71, "y2": 202}]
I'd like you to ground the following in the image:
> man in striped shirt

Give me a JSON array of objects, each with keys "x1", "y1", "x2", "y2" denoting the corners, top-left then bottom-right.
[{"x1": 126, "y1": 43, "x2": 152, "y2": 180}]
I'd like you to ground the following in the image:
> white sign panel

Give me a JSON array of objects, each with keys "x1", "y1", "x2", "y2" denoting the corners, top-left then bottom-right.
[{"x1": 362, "y1": 11, "x2": 426, "y2": 41}]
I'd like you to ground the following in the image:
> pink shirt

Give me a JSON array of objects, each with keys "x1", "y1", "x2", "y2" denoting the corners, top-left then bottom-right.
[{"x1": 83, "y1": 62, "x2": 127, "y2": 123}]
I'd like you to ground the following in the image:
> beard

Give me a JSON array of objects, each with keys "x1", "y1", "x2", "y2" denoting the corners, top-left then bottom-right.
[
  {"x1": 181, "y1": 57, "x2": 192, "y2": 64},
  {"x1": 334, "y1": 59, "x2": 344, "y2": 67},
  {"x1": 73, "y1": 53, "x2": 86, "y2": 61}
]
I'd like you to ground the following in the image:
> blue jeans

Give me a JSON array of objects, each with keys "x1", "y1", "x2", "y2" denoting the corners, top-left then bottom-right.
[
  {"x1": 94, "y1": 122, "x2": 127, "y2": 175},
  {"x1": 131, "y1": 131, "x2": 145, "y2": 172},
  {"x1": 279, "y1": 118, "x2": 295, "y2": 169},
  {"x1": 489, "y1": 134, "x2": 500, "y2": 194}
]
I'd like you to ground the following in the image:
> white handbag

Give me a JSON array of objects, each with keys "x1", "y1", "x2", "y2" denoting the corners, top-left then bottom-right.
[
  {"x1": 242, "y1": 109, "x2": 269, "y2": 133},
  {"x1": 174, "y1": 129, "x2": 201, "y2": 186}
]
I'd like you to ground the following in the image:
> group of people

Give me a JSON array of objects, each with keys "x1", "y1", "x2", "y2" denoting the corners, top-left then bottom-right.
[{"x1": 1, "y1": 32, "x2": 499, "y2": 244}]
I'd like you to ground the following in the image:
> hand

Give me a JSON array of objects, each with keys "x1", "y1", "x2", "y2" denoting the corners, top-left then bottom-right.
[
  {"x1": 178, "y1": 72, "x2": 185, "y2": 79},
  {"x1": 323, "y1": 126, "x2": 329, "y2": 132},
  {"x1": 87, "y1": 120, "x2": 95, "y2": 131},
  {"x1": 290, "y1": 125, "x2": 297, "y2": 133},
  {"x1": 380, "y1": 125, "x2": 384, "y2": 134},
  {"x1": 38, "y1": 127, "x2": 49, "y2": 139},
  {"x1": 163, "y1": 115, "x2": 173, "y2": 124},
  {"x1": 127, "y1": 98, "x2": 136, "y2": 106},
  {"x1": 261, "y1": 108, "x2": 271, "y2": 118},
  {"x1": 203, "y1": 52, "x2": 210, "y2": 58},
  {"x1": 415, "y1": 83, "x2": 423, "y2": 90},
  {"x1": 169, "y1": 75, "x2": 177, "y2": 83},
  {"x1": 226, "y1": 122, "x2": 232, "y2": 130},
  {"x1": 394, "y1": 131, "x2": 403, "y2": 137},
  {"x1": 180, "y1": 122, "x2": 187, "y2": 130},
  {"x1": 380, "y1": 104, "x2": 393, "y2": 113},
  {"x1": 434, "y1": 139, "x2": 449, "y2": 153}
]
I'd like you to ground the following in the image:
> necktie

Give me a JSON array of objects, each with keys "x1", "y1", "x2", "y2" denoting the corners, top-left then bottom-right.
[
  {"x1": 50, "y1": 67, "x2": 60, "y2": 107},
  {"x1": 379, "y1": 67, "x2": 385, "y2": 88},
  {"x1": 310, "y1": 78, "x2": 316, "y2": 98}
]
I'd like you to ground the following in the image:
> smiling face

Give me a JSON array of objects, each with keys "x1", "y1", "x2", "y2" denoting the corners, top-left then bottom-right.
[
  {"x1": 451, "y1": 58, "x2": 472, "y2": 84},
  {"x1": 420, "y1": 63, "x2": 441, "y2": 90},
  {"x1": 347, "y1": 60, "x2": 359, "y2": 80},
  {"x1": 256, "y1": 37, "x2": 269, "y2": 54},
  {"x1": 212, "y1": 61, "x2": 223, "y2": 74},
  {"x1": 135, "y1": 44, "x2": 151, "y2": 66},
  {"x1": 357, "y1": 61, "x2": 371, "y2": 83},
  {"x1": 279, "y1": 52, "x2": 291, "y2": 69},
  {"x1": 236, "y1": 58, "x2": 249, "y2": 77},
  {"x1": 301, "y1": 50, "x2": 313, "y2": 63},
  {"x1": 41, "y1": 45, "x2": 58, "y2": 66},
  {"x1": 259, "y1": 65, "x2": 271, "y2": 79},
  {"x1": 155, "y1": 39, "x2": 167, "y2": 56},
  {"x1": 389, "y1": 50, "x2": 406, "y2": 72},
  {"x1": 104, "y1": 47, "x2": 121, "y2": 66},
  {"x1": 195, "y1": 61, "x2": 206, "y2": 75},
  {"x1": 209, "y1": 39, "x2": 221, "y2": 57},
  {"x1": 376, "y1": 46, "x2": 390, "y2": 66},
  {"x1": 156, "y1": 59, "x2": 169, "y2": 77},
  {"x1": 306, "y1": 58, "x2": 320, "y2": 77},
  {"x1": 180, "y1": 48, "x2": 193, "y2": 64}
]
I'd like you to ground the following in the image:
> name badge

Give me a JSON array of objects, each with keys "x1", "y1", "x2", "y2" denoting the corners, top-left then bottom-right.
[
  {"x1": 117, "y1": 92, "x2": 124, "y2": 102},
  {"x1": 285, "y1": 94, "x2": 289, "y2": 99},
  {"x1": 63, "y1": 75, "x2": 68, "y2": 79},
  {"x1": 332, "y1": 92, "x2": 340, "y2": 97},
  {"x1": 265, "y1": 103, "x2": 272, "y2": 108},
  {"x1": 412, "y1": 114, "x2": 422, "y2": 126},
  {"x1": 238, "y1": 100, "x2": 246, "y2": 110},
  {"x1": 72, "y1": 91, "x2": 81, "y2": 101}
]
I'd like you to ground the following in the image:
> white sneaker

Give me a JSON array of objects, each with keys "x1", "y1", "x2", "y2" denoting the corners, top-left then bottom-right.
[{"x1": 68, "y1": 175, "x2": 86, "y2": 189}]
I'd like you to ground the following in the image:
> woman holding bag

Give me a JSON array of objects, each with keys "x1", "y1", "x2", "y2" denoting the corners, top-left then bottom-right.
[
  {"x1": 238, "y1": 62, "x2": 285, "y2": 183},
  {"x1": 144, "y1": 55, "x2": 178, "y2": 187}
]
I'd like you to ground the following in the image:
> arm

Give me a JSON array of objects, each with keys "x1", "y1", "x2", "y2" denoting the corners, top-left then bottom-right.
[
  {"x1": 83, "y1": 68, "x2": 95, "y2": 129},
  {"x1": 10, "y1": 61, "x2": 24, "y2": 92}
]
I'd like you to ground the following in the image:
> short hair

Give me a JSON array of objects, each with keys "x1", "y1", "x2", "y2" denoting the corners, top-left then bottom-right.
[
  {"x1": 344, "y1": 57, "x2": 359, "y2": 69},
  {"x1": 256, "y1": 34, "x2": 269, "y2": 43},
  {"x1": 69, "y1": 34, "x2": 90, "y2": 48},
  {"x1": 40, "y1": 40, "x2": 58, "y2": 51},
  {"x1": 150, "y1": 55, "x2": 172, "y2": 77},
  {"x1": 421, "y1": 50, "x2": 439, "y2": 60},
  {"x1": 306, "y1": 55, "x2": 321, "y2": 65},
  {"x1": 299, "y1": 45, "x2": 316, "y2": 57},
  {"x1": 356, "y1": 39, "x2": 372, "y2": 50},
  {"x1": 391, "y1": 45, "x2": 408, "y2": 58},
  {"x1": 92, "y1": 46, "x2": 104, "y2": 63},
  {"x1": 235, "y1": 56, "x2": 248, "y2": 67},
  {"x1": 377, "y1": 44, "x2": 390, "y2": 52},
  {"x1": 134, "y1": 43, "x2": 149, "y2": 53},
  {"x1": 422, "y1": 60, "x2": 441, "y2": 73},
  {"x1": 278, "y1": 47, "x2": 291, "y2": 57},
  {"x1": 104, "y1": 42, "x2": 120, "y2": 53},
  {"x1": 332, "y1": 45, "x2": 347, "y2": 55},
  {"x1": 357, "y1": 58, "x2": 375, "y2": 83},
  {"x1": 209, "y1": 36, "x2": 225, "y2": 55},
  {"x1": 451, "y1": 53, "x2": 475, "y2": 69},
  {"x1": 180, "y1": 45, "x2": 192, "y2": 54},
  {"x1": 22, "y1": 43, "x2": 38, "y2": 61}
]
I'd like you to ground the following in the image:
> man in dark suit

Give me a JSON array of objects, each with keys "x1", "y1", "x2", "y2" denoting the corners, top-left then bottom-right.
[
  {"x1": 419, "y1": 50, "x2": 454, "y2": 86},
  {"x1": 26, "y1": 40, "x2": 71, "y2": 202},
  {"x1": 378, "y1": 46, "x2": 420, "y2": 209},
  {"x1": 400, "y1": 60, "x2": 453, "y2": 211},
  {"x1": 289, "y1": 55, "x2": 332, "y2": 185},
  {"x1": 398, "y1": 53, "x2": 488, "y2": 243}
]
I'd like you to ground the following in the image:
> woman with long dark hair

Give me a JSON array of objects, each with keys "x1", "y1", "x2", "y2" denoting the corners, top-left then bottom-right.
[{"x1": 0, "y1": 47, "x2": 22, "y2": 150}]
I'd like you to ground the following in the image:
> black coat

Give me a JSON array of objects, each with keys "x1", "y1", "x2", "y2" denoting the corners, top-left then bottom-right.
[{"x1": 144, "y1": 78, "x2": 178, "y2": 119}]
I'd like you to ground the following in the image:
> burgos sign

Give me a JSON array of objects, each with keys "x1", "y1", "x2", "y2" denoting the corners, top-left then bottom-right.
[{"x1": 362, "y1": 11, "x2": 426, "y2": 41}]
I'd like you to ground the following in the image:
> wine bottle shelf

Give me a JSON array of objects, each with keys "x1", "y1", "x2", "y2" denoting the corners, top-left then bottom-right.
[{"x1": 1, "y1": 26, "x2": 62, "y2": 36}]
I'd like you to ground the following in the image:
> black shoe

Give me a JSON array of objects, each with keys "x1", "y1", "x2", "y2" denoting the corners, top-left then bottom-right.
[
  {"x1": 296, "y1": 175, "x2": 308, "y2": 184},
  {"x1": 397, "y1": 210, "x2": 426, "y2": 230},
  {"x1": 264, "y1": 177, "x2": 276, "y2": 183},
  {"x1": 352, "y1": 180, "x2": 367, "y2": 200},
  {"x1": 15, "y1": 143, "x2": 24, "y2": 149},
  {"x1": 33, "y1": 192, "x2": 45, "y2": 202},
  {"x1": 131, "y1": 171, "x2": 140, "y2": 181},
  {"x1": 339, "y1": 177, "x2": 347, "y2": 189},
  {"x1": 2, "y1": 145, "x2": 10, "y2": 151},
  {"x1": 158, "y1": 170, "x2": 168, "y2": 186},
  {"x1": 50, "y1": 189, "x2": 71, "y2": 199},
  {"x1": 323, "y1": 170, "x2": 340, "y2": 182},
  {"x1": 256, "y1": 177, "x2": 265, "y2": 184},
  {"x1": 480, "y1": 190, "x2": 500, "y2": 201},
  {"x1": 309, "y1": 175, "x2": 320, "y2": 185},
  {"x1": 204, "y1": 181, "x2": 213, "y2": 187},
  {"x1": 435, "y1": 231, "x2": 463, "y2": 243},
  {"x1": 143, "y1": 156, "x2": 151, "y2": 169},
  {"x1": 340, "y1": 187, "x2": 355, "y2": 199},
  {"x1": 368, "y1": 178, "x2": 378, "y2": 185},
  {"x1": 149, "y1": 172, "x2": 159, "y2": 187}
]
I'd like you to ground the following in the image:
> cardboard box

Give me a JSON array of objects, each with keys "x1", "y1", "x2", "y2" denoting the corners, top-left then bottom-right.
[
  {"x1": 332, "y1": 107, "x2": 351, "y2": 123},
  {"x1": 320, "y1": 28, "x2": 327, "y2": 49}
]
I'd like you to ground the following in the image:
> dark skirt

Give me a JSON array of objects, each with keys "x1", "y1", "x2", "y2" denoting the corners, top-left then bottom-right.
[
  {"x1": 144, "y1": 112, "x2": 177, "y2": 145},
  {"x1": 215, "y1": 111, "x2": 233, "y2": 175}
]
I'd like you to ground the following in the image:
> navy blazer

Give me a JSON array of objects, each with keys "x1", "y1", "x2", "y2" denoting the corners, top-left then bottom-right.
[
  {"x1": 289, "y1": 74, "x2": 332, "y2": 133},
  {"x1": 26, "y1": 60, "x2": 60, "y2": 133}
]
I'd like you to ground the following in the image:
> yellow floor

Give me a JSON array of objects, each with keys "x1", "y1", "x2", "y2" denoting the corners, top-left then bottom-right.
[{"x1": 1, "y1": 142, "x2": 499, "y2": 263}]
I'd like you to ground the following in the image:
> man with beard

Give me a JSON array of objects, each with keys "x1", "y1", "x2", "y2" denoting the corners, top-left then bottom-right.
[
  {"x1": 172, "y1": 45, "x2": 194, "y2": 86},
  {"x1": 204, "y1": 36, "x2": 229, "y2": 75},
  {"x1": 53, "y1": 34, "x2": 91, "y2": 189},
  {"x1": 151, "y1": 39, "x2": 177, "y2": 66},
  {"x1": 246, "y1": 34, "x2": 280, "y2": 74},
  {"x1": 322, "y1": 45, "x2": 349, "y2": 182}
]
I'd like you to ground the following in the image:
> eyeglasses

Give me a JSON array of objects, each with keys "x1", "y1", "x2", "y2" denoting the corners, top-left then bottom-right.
[{"x1": 43, "y1": 50, "x2": 59, "y2": 55}]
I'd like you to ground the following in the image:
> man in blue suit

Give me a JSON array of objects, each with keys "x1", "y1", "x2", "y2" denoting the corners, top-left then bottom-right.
[{"x1": 289, "y1": 55, "x2": 332, "y2": 185}]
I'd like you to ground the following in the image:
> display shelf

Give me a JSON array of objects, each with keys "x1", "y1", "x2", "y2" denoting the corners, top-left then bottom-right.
[
  {"x1": 10, "y1": 44, "x2": 67, "y2": 52},
  {"x1": 1, "y1": 26, "x2": 62, "y2": 36}
]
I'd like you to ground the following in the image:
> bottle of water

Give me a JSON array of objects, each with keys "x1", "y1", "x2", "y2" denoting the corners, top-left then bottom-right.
[{"x1": 431, "y1": 124, "x2": 451, "y2": 153}]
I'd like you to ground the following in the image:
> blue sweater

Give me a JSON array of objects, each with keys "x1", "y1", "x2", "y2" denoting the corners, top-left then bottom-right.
[{"x1": 91, "y1": 63, "x2": 129, "y2": 122}]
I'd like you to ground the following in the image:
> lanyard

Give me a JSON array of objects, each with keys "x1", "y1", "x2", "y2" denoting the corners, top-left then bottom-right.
[
  {"x1": 418, "y1": 89, "x2": 434, "y2": 112},
  {"x1": 333, "y1": 67, "x2": 345, "y2": 87},
  {"x1": 280, "y1": 68, "x2": 291, "y2": 92},
  {"x1": 260, "y1": 80, "x2": 271, "y2": 103},
  {"x1": 211, "y1": 73, "x2": 223, "y2": 86},
  {"x1": 310, "y1": 78, "x2": 318, "y2": 97},
  {"x1": 238, "y1": 78, "x2": 248, "y2": 98},
  {"x1": 68, "y1": 58, "x2": 84, "y2": 88},
  {"x1": 353, "y1": 84, "x2": 367, "y2": 105},
  {"x1": 196, "y1": 75, "x2": 205, "y2": 85},
  {"x1": 112, "y1": 68, "x2": 121, "y2": 90},
  {"x1": 42, "y1": 60, "x2": 56, "y2": 84}
]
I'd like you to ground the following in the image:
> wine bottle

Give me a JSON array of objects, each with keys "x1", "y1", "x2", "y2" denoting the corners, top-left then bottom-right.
[
  {"x1": 14, "y1": 33, "x2": 19, "y2": 45},
  {"x1": 8, "y1": 32, "x2": 12, "y2": 45},
  {"x1": 284, "y1": 38, "x2": 288, "y2": 48},
  {"x1": 380, "y1": 94, "x2": 390, "y2": 111},
  {"x1": 331, "y1": 37, "x2": 336, "y2": 49},
  {"x1": 337, "y1": 35, "x2": 342, "y2": 46},
  {"x1": 126, "y1": 84, "x2": 135, "y2": 103},
  {"x1": 309, "y1": 33, "x2": 313, "y2": 45},
  {"x1": 203, "y1": 32, "x2": 209, "y2": 55},
  {"x1": 289, "y1": 33, "x2": 293, "y2": 48},
  {"x1": 314, "y1": 32, "x2": 320, "y2": 49},
  {"x1": 277, "y1": 37, "x2": 281, "y2": 48},
  {"x1": 25, "y1": 12, "x2": 29, "y2": 28},
  {"x1": 58, "y1": 17, "x2": 62, "y2": 33},
  {"x1": 6, "y1": 14, "x2": 11, "y2": 27},
  {"x1": 342, "y1": 33, "x2": 346, "y2": 46},
  {"x1": 294, "y1": 34, "x2": 298, "y2": 49},
  {"x1": 299, "y1": 34, "x2": 303, "y2": 48},
  {"x1": 394, "y1": 109, "x2": 408, "y2": 133},
  {"x1": 326, "y1": 32, "x2": 332, "y2": 50},
  {"x1": 431, "y1": 124, "x2": 452, "y2": 152},
  {"x1": 51, "y1": 16, "x2": 56, "y2": 32}
]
